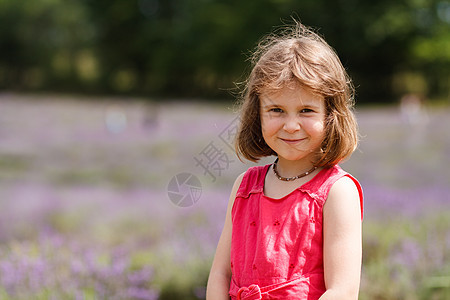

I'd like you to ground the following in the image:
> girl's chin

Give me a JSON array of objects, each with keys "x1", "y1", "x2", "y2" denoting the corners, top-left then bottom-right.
[{"x1": 276, "y1": 150, "x2": 320, "y2": 162}]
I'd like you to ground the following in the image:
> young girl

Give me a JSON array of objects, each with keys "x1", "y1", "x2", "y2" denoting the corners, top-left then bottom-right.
[{"x1": 207, "y1": 22, "x2": 363, "y2": 300}]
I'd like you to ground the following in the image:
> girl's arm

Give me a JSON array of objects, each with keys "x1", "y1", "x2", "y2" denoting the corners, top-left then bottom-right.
[
  {"x1": 206, "y1": 173, "x2": 244, "y2": 300},
  {"x1": 319, "y1": 176, "x2": 362, "y2": 300}
]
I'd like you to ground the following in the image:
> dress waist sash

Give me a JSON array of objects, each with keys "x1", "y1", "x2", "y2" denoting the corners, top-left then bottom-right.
[{"x1": 229, "y1": 273, "x2": 324, "y2": 300}]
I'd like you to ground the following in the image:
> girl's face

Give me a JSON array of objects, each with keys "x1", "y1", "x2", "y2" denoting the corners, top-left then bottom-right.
[{"x1": 260, "y1": 84, "x2": 326, "y2": 163}]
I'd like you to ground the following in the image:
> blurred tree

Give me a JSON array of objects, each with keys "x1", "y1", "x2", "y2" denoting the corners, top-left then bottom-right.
[
  {"x1": 0, "y1": 0, "x2": 95, "y2": 91},
  {"x1": 0, "y1": 0, "x2": 448, "y2": 102},
  {"x1": 406, "y1": 0, "x2": 450, "y2": 100}
]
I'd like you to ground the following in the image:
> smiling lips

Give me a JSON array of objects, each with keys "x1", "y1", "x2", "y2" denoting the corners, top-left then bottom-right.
[{"x1": 280, "y1": 138, "x2": 306, "y2": 144}]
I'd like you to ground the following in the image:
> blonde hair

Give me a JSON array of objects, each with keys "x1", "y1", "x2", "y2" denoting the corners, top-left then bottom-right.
[{"x1": 235, "y1": 22, "x2": 358, "y2": 168}]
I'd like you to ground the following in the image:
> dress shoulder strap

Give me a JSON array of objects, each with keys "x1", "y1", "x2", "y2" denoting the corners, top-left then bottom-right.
[
  {"x1": 235, "y1": 164, "x2": 270, "y2": 199},
  {"x1": 301, "y1": 165, "x2": 364, "y2": 219}
]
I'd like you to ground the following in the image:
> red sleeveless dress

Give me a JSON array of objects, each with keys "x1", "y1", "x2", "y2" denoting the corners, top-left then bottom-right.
[{"x1": 229, "y1": 163, "x2": 363, "y2": 300}]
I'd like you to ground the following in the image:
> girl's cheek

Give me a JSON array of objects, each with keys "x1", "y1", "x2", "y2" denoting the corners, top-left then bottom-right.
[
  {"x1": 262, "y1": 114, "x2": 281, "y2": 127},
  {"x1": 272, "y1": 120, "x2": 285, "y2": 131},
  {"x1": 312, "y1": 120, "x2": 325, "y2": 132},
  {"x1": 265, "y1": 111, "x2": 278, "y2": 120}
]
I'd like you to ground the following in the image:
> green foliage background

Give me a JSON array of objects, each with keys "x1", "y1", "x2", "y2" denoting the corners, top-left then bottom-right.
[{"x1": 0, "y1": 0, "x2": 449, "y2": 103}]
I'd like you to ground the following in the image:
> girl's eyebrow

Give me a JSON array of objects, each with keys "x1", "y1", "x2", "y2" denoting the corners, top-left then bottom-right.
[
  {"x1": 300, "y1": 103, "x2": 321, "y2": 110},
  {"x1": 262, "y1": 102, "x2": 321, "y2": 110},
  {"x1": 262, "y1": 103, "x2": 279, "y2": 109}
]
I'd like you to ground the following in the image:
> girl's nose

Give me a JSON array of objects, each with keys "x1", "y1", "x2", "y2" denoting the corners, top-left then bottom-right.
[{"x1": 283, "y1": 116, "x2": 301, "y2": 133}]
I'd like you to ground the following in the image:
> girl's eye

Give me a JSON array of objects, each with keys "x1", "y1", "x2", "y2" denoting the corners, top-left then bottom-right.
[
  {"x1": 300, "y1": 108, "x2": 314, "y2": 113},
  {"x1": 270, "y1": 108, "x2": 283, "y2": 113}
]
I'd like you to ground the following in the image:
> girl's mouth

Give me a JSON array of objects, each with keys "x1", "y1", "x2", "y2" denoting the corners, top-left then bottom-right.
[{"x1": 281, "y1": 138, "x2": 305, "y2": 144}]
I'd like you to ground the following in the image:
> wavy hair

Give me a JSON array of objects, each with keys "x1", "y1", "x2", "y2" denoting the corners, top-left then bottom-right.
[{"x1": 235, "y1": 22, "x2": 358, "y2": 168}]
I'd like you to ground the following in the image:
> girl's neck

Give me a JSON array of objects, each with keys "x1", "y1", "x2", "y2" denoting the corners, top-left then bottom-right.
[{"x1": 274, "y1": 157, "x2": 317, "y2": 178}]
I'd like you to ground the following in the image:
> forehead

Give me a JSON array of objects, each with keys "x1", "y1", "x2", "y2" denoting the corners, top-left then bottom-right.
[{"x1": 260, "y1": 84, "x2": 324, "y2": 107}]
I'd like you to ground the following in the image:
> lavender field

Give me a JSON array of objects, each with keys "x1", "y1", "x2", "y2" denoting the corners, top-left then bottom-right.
[{"x1": 0, "y1": 93, "x2": 449, "y2": 299}]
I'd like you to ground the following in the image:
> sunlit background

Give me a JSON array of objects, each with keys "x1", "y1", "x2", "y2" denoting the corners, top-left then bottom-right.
[{"x1": 0, "y1": 0, "x2": 449, "y2": 299}]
